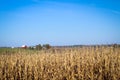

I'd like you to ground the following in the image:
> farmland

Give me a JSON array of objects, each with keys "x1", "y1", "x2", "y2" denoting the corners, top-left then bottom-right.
[{"x1": 0, "y1": 45, "x2": 120, "y2": 80}]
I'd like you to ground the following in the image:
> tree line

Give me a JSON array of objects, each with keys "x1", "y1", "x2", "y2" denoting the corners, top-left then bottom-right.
[{"x1": 28, "y1": 44, "x2": 51, "y2": 50}]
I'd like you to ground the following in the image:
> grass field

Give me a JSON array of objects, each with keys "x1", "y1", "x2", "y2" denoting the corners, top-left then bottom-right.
[{"x1": 0, "y1": 46, "x2": 120, "y2": 80}]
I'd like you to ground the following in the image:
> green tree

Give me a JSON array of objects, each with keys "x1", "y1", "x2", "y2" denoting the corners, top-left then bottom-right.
[
  {"x1": 28, "y1": 46, "x2": 34, "y2": 50},
  {"x1": 43, "y1": 44, "x2": 51, "y2": 49},
  {"x1": 36, "y1": 44, "x2": 42, "y2": 50}
]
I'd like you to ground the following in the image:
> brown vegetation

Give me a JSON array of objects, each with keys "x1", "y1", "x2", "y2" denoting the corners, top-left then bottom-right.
[{"x1": 0, "y1": 46, "x2": 120, "y2": 80}]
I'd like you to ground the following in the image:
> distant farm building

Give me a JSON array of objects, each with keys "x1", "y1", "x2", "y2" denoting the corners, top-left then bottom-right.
[
  {"x1": 11, "y1": 46, "x2": 14, "y2": 49},
  {"x1": 21, "y1": 45, "x2": 27, "y2": 49}
]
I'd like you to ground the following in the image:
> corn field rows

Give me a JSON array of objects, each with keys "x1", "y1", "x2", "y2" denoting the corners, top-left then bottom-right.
[{"x1": 0, "y1": 46, "x2": 120, "y2": 80}]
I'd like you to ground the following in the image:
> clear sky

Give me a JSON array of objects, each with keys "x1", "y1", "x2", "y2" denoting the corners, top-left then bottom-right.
[{"x1": 0, "y1": 0, "x2": 120, "y2": 47}]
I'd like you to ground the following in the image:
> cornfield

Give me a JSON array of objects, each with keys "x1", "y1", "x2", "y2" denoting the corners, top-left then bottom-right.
[{"x1": 0, "y1": 46, "x2": 120, "y2": 80}]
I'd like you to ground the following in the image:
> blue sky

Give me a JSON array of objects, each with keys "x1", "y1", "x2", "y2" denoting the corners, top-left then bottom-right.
[{"x1": 0, "y1": 0, "x2": 120, "y2": 47}]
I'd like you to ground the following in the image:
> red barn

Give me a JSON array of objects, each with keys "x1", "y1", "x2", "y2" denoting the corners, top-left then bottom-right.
[{"x1": 21, "y1": 45, "x2": 27, "y2": 49}]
